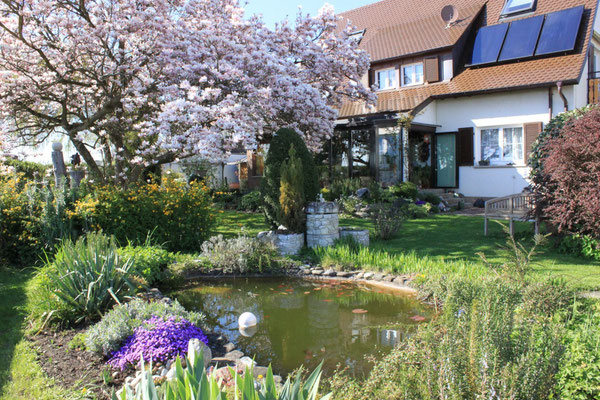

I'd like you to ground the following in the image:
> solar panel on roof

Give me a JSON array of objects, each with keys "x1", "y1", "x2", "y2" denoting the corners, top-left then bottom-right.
[
  {"x1": 535, "y1": 6, "x2": 584, "y2": 56},
  {"x1": 470, "y1": 23, "x2": 509, "y2": 66},
  {"x1": 498, "y1": 16, "x2": 544, "y2": 61}
]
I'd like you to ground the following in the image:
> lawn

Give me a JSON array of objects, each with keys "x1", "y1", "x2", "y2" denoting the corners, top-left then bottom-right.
[{"x1": 217, "y1": 211, "x2": 600, "y2": 290}]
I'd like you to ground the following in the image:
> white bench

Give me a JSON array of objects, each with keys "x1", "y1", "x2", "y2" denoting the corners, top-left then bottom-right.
[{"x1": 484, "y1": 193, "x2": 539, "y2": 236}]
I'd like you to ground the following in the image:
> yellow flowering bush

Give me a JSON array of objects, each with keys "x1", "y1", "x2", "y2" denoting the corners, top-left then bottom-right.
[
  {"x1": 0, "y1": 172, "x2": 77, "y2": 265},
  {"x1": 71, "y1": 177, "x2": 214, "y2": 252},
  {"x1": 0, "y1": 175, "x2": 42, "y2": 264}
]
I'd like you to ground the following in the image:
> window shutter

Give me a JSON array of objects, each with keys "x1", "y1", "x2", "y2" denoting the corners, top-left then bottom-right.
[
  {"x1": 424, "y1": 56, "x2": 440, "y2": 83},
  {"x1": 524, "y1": 122, "x2": 543, "y2": 164},
  {"x1": 368, "y1": 69, "x2": 375, "y2": 88},
  {"x1": 457, "y1": 127, "x2": 474, "y2": 166}
]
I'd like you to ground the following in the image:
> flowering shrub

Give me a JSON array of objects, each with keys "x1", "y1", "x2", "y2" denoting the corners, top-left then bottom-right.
[
  {"x1": 0, "y1": 174, "x2": 42, "y2": 264},
  {"x1": 108, "y1": 316, "x2": 208, "y2": 370},
  {"x1": 200, "y1": 234, "x2": 277, "y2": 274},
  {"x1": 86, "y1": 298, "x2": 205, "y2": 356},
  {"x1": 70, "y1": 176, "x2": 214, "y2": 252}
]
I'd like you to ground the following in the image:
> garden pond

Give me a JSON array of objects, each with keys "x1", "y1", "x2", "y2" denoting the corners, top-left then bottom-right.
[{"x1": 171, "y1": 277, "x2": 431, "y2": 377}]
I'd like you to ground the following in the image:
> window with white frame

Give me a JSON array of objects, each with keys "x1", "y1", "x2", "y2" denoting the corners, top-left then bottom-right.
[
  {"x1": 501, "y1": 0, "x2": 536, "y2": 16},
  {"x1": 401, "y1": 63, "x2": 424, "y2": 87},
  {"x1": 480, "y1": 126, "x2": 524, "y2": 164},
  {"x1": 377, "y1": 68, "x2": 397, "y2": 90}
]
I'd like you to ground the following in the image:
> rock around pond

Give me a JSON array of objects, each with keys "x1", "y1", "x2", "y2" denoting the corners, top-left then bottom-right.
[{"x1": 170, "y1": 277, "x2": 431, "y2": 377}]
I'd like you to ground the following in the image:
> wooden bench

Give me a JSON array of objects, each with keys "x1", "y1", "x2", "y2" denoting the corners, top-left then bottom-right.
[{"x1": 484, "y1": 193, "x2": 538, "y2": 236}]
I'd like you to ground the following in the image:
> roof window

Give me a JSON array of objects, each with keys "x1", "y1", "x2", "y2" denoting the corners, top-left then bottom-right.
[
  {"x1": 501, "y1": 0, "x2": 536, "y2": 16},
  {"x1": 348, "y1": 29, "x2": 365, "y2": 44}
]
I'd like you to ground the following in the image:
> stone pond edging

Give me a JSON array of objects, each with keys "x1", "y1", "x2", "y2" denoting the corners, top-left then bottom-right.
[{"x1": 179, "y1": 264, "x2": 417, "y2": 295}]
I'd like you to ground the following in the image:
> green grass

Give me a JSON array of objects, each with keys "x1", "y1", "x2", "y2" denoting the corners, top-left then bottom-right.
[
  {"x1": 217, "y1": 211, "x2": 600, "y2": 290},
  {"x1": 0, "y1": 268, "x2": 86, "y2": 400}
]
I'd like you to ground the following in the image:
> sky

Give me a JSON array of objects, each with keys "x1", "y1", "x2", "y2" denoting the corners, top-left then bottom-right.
[{"x1": 243, "y1": 0, "x2": 376, "y2": 27}]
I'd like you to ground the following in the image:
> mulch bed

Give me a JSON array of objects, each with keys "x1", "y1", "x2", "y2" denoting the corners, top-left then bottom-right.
[
  {"x1": 31, "y1": 329, "x2": 126, "y2": 399},
  {"x1": 31, "y1": 329, "x2": 227, "y2": 399}
]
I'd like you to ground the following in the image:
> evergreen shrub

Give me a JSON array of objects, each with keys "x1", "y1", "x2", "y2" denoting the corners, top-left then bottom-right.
[
  {"x1": 261, "y1": 129, "x2": 318, "y2": 229},
  {"x1": 279, "y1": 145, "x2": 305, "y2": 232}
]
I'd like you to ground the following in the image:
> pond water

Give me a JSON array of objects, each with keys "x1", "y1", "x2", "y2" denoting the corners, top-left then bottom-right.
[{"x1": 172, "y1": 277, "x2": 431, "y2": 377}]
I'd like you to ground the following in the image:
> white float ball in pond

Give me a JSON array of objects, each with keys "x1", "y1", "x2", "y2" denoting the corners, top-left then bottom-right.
[{"x1": 239, "y1": 312, "x2": 257, "y2": 328}]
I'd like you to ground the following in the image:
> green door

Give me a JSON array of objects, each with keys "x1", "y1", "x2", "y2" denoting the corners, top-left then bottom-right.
[{"x1": 435, "y1": 133, "x2": 457, "y2": 188}]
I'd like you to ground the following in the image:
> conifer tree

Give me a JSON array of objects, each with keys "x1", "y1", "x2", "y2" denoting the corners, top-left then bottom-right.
[{"x1": 279, "y1": 145, "x2": 305, "y2": 232}]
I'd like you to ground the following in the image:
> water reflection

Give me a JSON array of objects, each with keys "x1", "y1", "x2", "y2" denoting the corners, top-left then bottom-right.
[{"x1": 172, "y1": 277, "x2": 430, "y2": 377}]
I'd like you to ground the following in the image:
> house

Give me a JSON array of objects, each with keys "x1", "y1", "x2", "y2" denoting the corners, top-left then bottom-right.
[{"x1": 332, "y1": 0, "x2": 600, "y2": 198}]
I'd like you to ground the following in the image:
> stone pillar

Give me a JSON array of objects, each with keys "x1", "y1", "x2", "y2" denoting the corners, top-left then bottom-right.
[
  {"x1": 306, "y1": 202, "x2": 339, "y2": 248},
  {"x1": 51, "y1": 142, "x2": 67, "y2": 185}
]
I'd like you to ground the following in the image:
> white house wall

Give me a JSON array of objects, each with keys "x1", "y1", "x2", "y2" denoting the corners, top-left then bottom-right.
[
  {"x1": 412, "y1": 101, "x2": 437, "y2": 125},
  {"x1": 573, "y1": 59, "x2": 589, "y2": 109},
  {"x1": 433, "y1": 88, "x2": 574, "y2": 197}
]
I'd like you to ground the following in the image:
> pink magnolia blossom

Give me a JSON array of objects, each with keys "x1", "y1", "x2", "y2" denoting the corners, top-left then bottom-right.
[{"x1": 0, "y1": 0, "x2": 374, "y2": 182}]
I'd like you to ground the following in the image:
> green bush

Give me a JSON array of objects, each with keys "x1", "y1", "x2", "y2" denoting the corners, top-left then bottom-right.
[
  {"x1": 28, "y1": 232, "x2": 135, "y2": 327},
  {"x1": 85, "y1": 298, "x2": 205, "y2": 356},
  {"x1": 369, "y1": 203, "x2": 405, "y2": 240},
  {"x1": 330, "y1": 277, "x2": 565, "y2": 400},
  {"x1": 405, "y1": 203, "x2": 429, "y2": 219},
  {"x1": 558, "y1": 234, "x2": 600, "y2": 261},
  {"x1": 329, "y1": 178, "x2": 361, "y2": 200},
  {"x1": 70, "y1": 177, "x2": 214, "y2": 252},
  {"x1": 262, "y1": 129, "x2": 319, "y2": 229},
  {"x1": 200, "y1": 234, "x2": 278, "y2": 274},
  {"x1": 521, "y1": 278, "x2": 574, "y2": 317},
  {"x1": 212, "y1": 189, "x2": 241, "y2": 209},
  {"x1": 118, "y1": 244, "x2": 177, "y2": 286},
  {"x1": 556, "y1": 303, "x2": 600, "y2": 400},
  {"x1": 418, "y1": 191, "x2": 442, "y2": 205},
  {"x1": 279, "y1": 145, "x2": 305, "y2": 232},
  {"x1": 2, "y1": 158, "x2": 49, "y2": 181},
  {"x1": 338, "y1": 195, "x2": 364, "y2": 215},
  {"x1": 389, "y1": 182, "x2": 418, "y2": 200},
  {"x1": 239, "y1": 191, "x2": 262, "y2": 212},
  {"x1": 0, "y1": 174, "x2": 44, "y2": 265},
  {"x1": 0, "y1": 171, "x2": 78, "y2": 265}
]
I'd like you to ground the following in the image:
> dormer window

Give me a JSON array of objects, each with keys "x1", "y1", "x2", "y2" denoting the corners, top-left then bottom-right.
[
  {"x1": 377, "y1": 68, "x2": 397, "y2": 90},
  {"x1": 501, "y1": 0, "x2": 536, "y2": 17},
  {"x1": 348, "y1": 29, "x2": 365, "y2": 44},
  {"x1": 401, "y1": 63, "x2": 424, "y2": 87}
]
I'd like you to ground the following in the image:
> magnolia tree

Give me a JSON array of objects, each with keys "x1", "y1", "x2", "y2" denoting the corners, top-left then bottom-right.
[{"x1": 0, "y1": 0, "x2": 374, "y2": 183}]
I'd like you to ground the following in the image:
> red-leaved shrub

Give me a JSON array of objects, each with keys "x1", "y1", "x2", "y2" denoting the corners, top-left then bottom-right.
[{"x1": 540, "y1": 108, "x2": 600, "y2": 237}]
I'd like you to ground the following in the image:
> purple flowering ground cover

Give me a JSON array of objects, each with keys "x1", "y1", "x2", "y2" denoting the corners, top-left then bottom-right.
[{"x1": 109, "y1": 315, "x2": 209, "y2": 370}]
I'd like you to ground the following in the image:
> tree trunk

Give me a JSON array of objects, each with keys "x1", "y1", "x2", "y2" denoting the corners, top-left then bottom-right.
[{"x1": 69, "y1": 134, "x2": 104, "y2": 182}]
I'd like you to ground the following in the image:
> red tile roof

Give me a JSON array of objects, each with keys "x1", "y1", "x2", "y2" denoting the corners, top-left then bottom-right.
[
  {"x1": 338, "y1": 0, "x2": 598, "y2": 118},
  {"x1": 339, "y1": 0, "x2": 486, "y2": 60}
]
